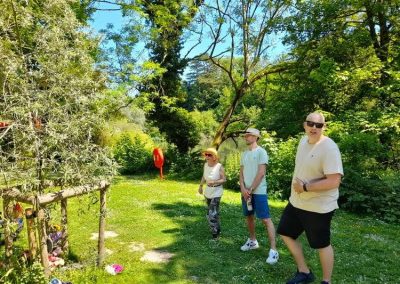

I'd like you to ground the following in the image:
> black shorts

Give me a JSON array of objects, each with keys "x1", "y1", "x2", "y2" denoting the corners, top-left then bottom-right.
[{"x1": 277, "y1": 202, "x2": 335, "y2": 249}]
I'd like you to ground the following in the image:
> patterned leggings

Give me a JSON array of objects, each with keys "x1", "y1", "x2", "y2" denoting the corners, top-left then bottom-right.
[{"x1": 206, "y1": 197, "x2": 221, "y2": 236}]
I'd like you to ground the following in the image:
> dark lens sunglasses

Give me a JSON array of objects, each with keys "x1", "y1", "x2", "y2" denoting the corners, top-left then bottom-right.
[
  {"x1": 306, "y1": 121, "x2": 324, "y2": 128},
  {"x1": 204, "y1": 153, "x2": 213, "y2": 157}
]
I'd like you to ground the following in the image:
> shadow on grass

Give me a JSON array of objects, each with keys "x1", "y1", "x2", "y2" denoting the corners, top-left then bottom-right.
[
  {"x1": 143, "y1": 198, "x2": 400, "y2": 283},
  {"x1": 144, "y1": 201, "x2": 290, "y2": 284}
]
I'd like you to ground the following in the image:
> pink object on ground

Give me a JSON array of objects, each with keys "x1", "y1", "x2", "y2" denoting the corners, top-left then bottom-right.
[{"x1": 105, "y1": 264, "x2": 124, "y2": 275}]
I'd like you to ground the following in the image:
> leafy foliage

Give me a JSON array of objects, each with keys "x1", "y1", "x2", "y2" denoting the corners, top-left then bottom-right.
[
  {"x1": 0, "y1": 1, "x2": 115, "y2": 192},
  {"x1": 223, "y1": 151, "x2": 241, "y2": 190},
  {"x1": 150, "y1": 107, "x2": 201, "y2": 153},
  {"x1": 0, "y1": 258, "x2": 46, "y2": 284},
  {"x1": 184, "y1": 59, "x2": 228, "y2": 111},
  {"x1": 262, "y1": 133, "x2": 299, "y2": 200},
  {"x1": 166, "y1": 147, "x2": 203, "y2": 180},
  {"x1": 135, "y1": 0, "x2": 203, "y2": 153},
  {"x1": 113, "y1": 132, "x2": 154, "y2": 175},
  {"x1": 254, "y1": 0, "x2": 400, "y2": 222},
  {"x1": 326, "y1": 113, "x2": 400, "y2": 223}
]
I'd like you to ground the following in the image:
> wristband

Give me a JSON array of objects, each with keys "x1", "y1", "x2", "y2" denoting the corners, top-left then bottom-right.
[{"x1": 303, "y1": 183, "x2": 308, "y2": 192}]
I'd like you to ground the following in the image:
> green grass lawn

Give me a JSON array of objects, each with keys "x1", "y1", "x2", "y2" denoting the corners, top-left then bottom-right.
[{"x1": 2, "y1": 175, "x2": 400, "y2": 283}]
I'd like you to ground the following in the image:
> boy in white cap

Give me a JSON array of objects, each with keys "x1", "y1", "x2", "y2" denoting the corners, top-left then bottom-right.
[{"x1": 239, "y1": 128, "x2": 279, "y2": 264}]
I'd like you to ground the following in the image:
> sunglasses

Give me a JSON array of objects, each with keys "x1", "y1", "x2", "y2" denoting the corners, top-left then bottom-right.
[
  {"x1": 204, "y1": 153, "x2": 213, "y2": 157},
  {"x1": 306, "y1": 121, "x2": 324, "y2": 128}
]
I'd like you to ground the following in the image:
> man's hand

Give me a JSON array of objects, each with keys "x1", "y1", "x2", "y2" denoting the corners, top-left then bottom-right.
[
  {"x1": 241, "y1": 188, "x2": 251, "y2": 199},
  {"x1": 198, "y1": 185, "x2": 203, "y2": 194},
  {"x1": 293, "y1": 177, "x2": 305, "y2": 194},
  {"x1": 206, "y1": 180, "x2": 215, "y2": 187}
]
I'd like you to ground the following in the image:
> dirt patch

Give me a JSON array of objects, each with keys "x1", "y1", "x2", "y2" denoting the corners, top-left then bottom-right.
[
  {"x1": 364, "y1": 233, "x2": 385, "y2": 242},
  {"x1": 140, "y1": 250, "x2": 175, "y2": 263},
  {"x1": 129, "y1": 242, "x2": 145, "y2": 252},
  {"x1": 90, "y1": 231, "x2": 118, "y2": 240}
]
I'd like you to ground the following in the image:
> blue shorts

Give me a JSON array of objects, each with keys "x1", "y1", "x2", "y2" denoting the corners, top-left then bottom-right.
[{"x1": 241, "y1": 194, "x2": 271, "y2": 219}]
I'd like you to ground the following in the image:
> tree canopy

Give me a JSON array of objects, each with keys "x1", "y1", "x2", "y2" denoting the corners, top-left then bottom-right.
[{"x1": 0, "y1": 0, "x2": 115, "y2": 193}]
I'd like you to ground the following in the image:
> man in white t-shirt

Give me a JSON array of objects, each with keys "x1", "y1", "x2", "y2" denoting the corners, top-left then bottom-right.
[
  {"x1": 239, "y1": 128, "x2": 279, "y2": 265},
  {"x1": 277, "y1": 112, "x2": 343, "y2": 284}
]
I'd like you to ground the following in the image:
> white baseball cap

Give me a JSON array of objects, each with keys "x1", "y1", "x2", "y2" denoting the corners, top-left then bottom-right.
[{"x1": 245, "y1": 128, "x2": 261, "y2": 137}]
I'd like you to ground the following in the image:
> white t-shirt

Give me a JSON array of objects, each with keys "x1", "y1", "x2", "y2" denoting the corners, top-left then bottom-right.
[
  {"x1": 203, "y1": 162, "x2": 223, "y2": 199},
  {"x1": 240, "y1": 146, "x2": 269, "y2": 195},
  {"x1": 289, "y1": 135, "x2": 344, "y2": 213}
]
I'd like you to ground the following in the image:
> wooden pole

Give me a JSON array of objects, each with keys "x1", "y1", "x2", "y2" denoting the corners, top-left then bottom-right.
[
  {"x1": 37, "y1": 206, "x2": 50, "y2": 277},
  {"x1": 97, "y1": 185, "x2": 108, "y2": 267},
  {"x1": 3, "y1": 198, "x2": 13, "y2": 262},
  {"x1": 25, "y1": 208, "x2": 37, "y2": 260},
  {"x1": 60, "y1": 199, "x2": 69, "y2": 255}
]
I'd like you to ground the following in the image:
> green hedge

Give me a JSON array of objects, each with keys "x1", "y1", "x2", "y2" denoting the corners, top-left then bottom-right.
[
  {"x1": 113, "y1": 133, "x2": 154, "y2": 174},
  {"x1": 165, "y1": 147, "x2": 204, "y2": 181}
]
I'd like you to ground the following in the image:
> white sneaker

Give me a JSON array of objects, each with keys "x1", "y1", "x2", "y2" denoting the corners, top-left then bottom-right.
[
  {"x1": 240, "y1": 238, "x2": 259, "y2": 251},
  {"x1": 266, "y1": 248, "x2": 279, "y2": 264}
]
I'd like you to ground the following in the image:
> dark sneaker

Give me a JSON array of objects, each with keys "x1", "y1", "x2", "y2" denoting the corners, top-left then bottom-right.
[
  {"x1": 321, "y1": 281, "x2": 329, "y2": 284},
  {"x1": 286, "y1": 270, "x2": 315, "y2": 284}
]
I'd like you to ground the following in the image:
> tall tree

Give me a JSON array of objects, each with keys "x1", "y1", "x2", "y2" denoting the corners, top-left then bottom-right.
[
  {"x1": 258, "y1": 0, "x2": 399, "y2": 134},
  {"x1": 184, "y1": 58, "x2": 230, "y2": 111},
  {"x1": 0, "y1": 0, "x2": 114, "y2": 192},
  {"x1": 90, "y1": 0, "x2": 204, "y2": 152},
  {"x1": 191, "y1": 0, "x2": 293, "y2": 148},
  {"x1": 136, "y1": 0, "x2": 204, "y2": 152}
]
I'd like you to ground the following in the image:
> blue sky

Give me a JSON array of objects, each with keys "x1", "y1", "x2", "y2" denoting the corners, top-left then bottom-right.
[
  {"x1": 89, "y1": 3, "x2": 289, "y2": 67},
  {"x1": 90, "y1": 3, "x2": 123, "y2": 32}
]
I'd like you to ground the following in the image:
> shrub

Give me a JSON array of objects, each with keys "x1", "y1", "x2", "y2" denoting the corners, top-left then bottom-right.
[
  {"x1": 340, "y1": 168, "x2": 400, "y2": 223},
  {"x1": 113, "y1": 132, "x2": 154, "y2": 174},
  {"x1": 0, "y1": 259, "x2": 46, "y2": 284},
  {"x1": 165, "y1": 147, "x2": 203, "y2": 180},
  {"x1": 262, "y1": 134, "x2": 299, "y2": 199},
  {"x1": 224, "y1": 151, "x2": 241, "y2": 190},
  {"x1": 327, "y1": 118, "x2": 400, "y2": 223}
]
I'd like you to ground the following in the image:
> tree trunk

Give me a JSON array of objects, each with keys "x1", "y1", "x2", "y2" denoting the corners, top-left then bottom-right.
[
  {"x1": 25, "y1": 208, "x2": 37, "y2": 260},
  {"x1": 212, "y1": 89, "x2": 245, "y2": 148}
]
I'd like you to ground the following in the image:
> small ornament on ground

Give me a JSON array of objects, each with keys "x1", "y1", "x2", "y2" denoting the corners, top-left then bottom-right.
[{"x1": 105, "y1": 263, "x2": 124, "y2": 275}]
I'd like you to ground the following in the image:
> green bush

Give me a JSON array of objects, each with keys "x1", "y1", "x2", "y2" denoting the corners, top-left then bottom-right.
[
  {"x1": 0, "y1": 259, "x2": 46, "y2": 284},
  {"x1": 262, "y1": 134, "x2": 299, "y2": 199},
  {"x1": 224, "y1": 151, "x2": 241, "y2": 190},
  {"x1": 340, "y1": 168, "x2": 400, "y2": 223},
  {"x1": 165, "y1": 147, "x2": 204, "y2": 180},
  {"x1": 328, "y1": 118, "x2": 400, "y2": 223},
  {"x1": 113, "y1": 133, "x2": 154, "y2": 174}
]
